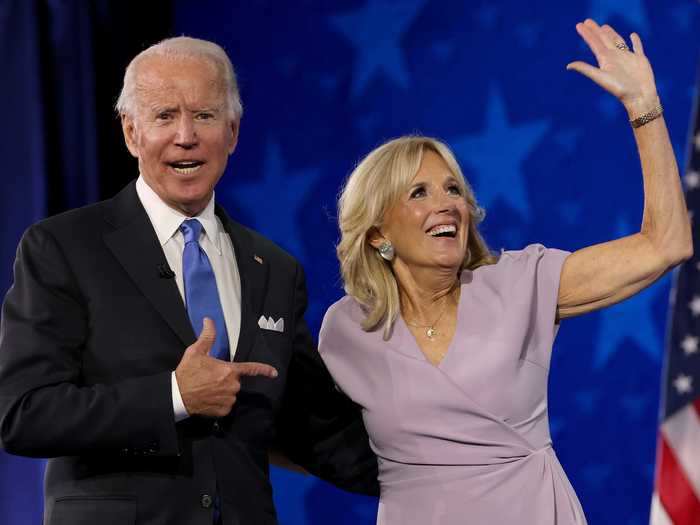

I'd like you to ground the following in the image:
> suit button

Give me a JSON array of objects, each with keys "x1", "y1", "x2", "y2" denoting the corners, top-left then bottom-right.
[
  {"x1": 201, "y1": 494, "x2": 213, "y2": 509},
  {"x1": 212, "y1": 421, "x2": 220, "y2": 433}
]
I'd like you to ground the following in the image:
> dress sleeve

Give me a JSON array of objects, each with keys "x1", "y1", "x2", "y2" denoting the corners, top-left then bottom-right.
[
  {"x1": 317, "y1": 296, "x2": 370, "y2": 402},
  {"x1": 497, "y1": 244, "x2": 570, "y2": 368}
]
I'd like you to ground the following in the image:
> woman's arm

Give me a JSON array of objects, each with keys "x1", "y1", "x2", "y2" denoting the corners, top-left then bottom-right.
[{"x1": 557, "y1": 19, "x2": 692, "y2": 319}]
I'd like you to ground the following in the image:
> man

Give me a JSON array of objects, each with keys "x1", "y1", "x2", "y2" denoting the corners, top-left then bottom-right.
[{"x1": 0, "y1": 37, "x2": 377, "y2": 524}]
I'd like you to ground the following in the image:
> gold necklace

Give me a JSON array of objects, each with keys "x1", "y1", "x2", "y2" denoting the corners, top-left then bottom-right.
[{"x1": 403, "y1": 300, "x2": 449, "y2": 340}]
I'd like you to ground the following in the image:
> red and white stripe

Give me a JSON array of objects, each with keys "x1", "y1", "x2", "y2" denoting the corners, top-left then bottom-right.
[{"x1": 650, "y1": 398, "x2": 700, "y2": 525}]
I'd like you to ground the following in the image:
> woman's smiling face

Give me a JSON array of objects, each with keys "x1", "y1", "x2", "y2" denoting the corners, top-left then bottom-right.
[{"x1": 376, "y1": 150, "x2": 470, "y2": 274}]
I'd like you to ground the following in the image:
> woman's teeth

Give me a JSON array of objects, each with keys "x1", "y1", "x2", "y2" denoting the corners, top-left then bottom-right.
[{"x1": 428, "y1": 225, "x2": 457, "y2": 237}]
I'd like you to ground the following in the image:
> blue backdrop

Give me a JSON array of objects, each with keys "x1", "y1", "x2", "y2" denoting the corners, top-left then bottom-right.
[
  {"x1": 1, "y1": 1, "x2": 699, "y2": 524},
  {"x1": 173, "y1": 1, "x2": 700, "y2": 524}
]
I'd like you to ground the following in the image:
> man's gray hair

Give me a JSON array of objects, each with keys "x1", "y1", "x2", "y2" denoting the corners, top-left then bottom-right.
[{"x1": 115, "y1": 36, "x2": 243, "y2": 121}]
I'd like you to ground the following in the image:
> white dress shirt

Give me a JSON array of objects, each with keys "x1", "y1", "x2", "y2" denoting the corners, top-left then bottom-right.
[{"x1": 135, "y1": 176, "x2": 242, "y2": 422}]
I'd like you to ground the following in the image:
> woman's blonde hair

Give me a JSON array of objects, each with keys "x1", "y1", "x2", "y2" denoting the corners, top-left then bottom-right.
[{"x1": 337, "y1": 136, "x2": 496, "y2": 339}]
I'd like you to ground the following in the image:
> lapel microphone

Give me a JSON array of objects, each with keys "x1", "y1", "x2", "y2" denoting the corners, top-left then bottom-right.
[{"x1": 157, "y1": 263, "x2": 176, "y2": 279}]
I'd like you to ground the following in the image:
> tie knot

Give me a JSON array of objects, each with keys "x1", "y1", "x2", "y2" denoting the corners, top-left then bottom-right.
[{"x1": 180, "y1": 219, "x2": 203, "y2": 245}]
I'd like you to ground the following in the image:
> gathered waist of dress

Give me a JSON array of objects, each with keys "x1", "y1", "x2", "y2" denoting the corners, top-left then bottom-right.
[
  {"x1": 377, "y1": 443, "x2": 556, "y2": 489},
  {"x1": 374, "y1": 445, "x2": 587, "y2": 525}
]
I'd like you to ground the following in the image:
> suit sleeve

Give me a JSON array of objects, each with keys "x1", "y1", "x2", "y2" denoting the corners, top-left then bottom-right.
[
  {"x1": 274, "y1": 262, "x2": 379, "y2": 496},
  {"x1": 0, "y1": 225, "x2": 179, "y2": 458}
]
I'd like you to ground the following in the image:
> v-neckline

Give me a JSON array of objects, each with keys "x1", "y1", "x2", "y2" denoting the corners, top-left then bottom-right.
[{"x1": 392, "y1": 272, "x2": 470, "y2": 368}]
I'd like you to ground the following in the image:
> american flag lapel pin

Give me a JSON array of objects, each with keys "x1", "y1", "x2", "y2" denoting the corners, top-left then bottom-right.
[{"x1": 253, "y1": 255, "x2": 263, "y2": 264}]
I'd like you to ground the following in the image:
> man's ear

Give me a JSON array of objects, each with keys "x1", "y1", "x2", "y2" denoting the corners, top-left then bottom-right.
[
  {"x1": 367, "y1": 227, "x2": 387, "y2": 250},
  {"x1": 120, "y1": 114, "x2": 139, "y2": 158},
  {"x1": 227, "y1": 120, "x2": 239, "y2": 155}
]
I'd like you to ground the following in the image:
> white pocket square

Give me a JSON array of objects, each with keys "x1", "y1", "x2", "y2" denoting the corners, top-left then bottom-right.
[{"x1": 258, "y1": 315, "x2": 284, "y2": 333}]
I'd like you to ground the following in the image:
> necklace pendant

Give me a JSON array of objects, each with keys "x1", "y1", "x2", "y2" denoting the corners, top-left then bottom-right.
[{"x1": 426, "y1": 327, "x2": 437, "y2": 339}]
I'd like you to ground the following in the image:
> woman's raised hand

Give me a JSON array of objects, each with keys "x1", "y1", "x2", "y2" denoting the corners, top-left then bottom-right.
[{"x1": 567, "y1": 19, "x2": 658, "y2": 116}]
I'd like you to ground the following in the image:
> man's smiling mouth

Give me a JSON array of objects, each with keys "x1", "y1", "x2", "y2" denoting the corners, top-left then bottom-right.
[{"x1": 169, "y1": 160, "x2": 204, "y2": 174}]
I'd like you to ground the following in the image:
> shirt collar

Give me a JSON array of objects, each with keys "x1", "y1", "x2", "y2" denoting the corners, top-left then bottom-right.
[{"x1": 135, "y1": 176, "x2": 222, "y2": 254}]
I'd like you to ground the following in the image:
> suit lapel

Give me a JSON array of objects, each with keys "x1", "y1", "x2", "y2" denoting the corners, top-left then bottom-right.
[
  {"x1": 216, "y1": 205, "x2": 269, "y2": 364},
  {"x1": 103, "y1": 182, "x2": 195, "y2": 347}
]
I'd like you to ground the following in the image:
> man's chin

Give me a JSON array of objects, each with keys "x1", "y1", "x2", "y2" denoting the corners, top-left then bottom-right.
[{"x1": 165, "y1": 193, "x2": 213, "y2": 216}]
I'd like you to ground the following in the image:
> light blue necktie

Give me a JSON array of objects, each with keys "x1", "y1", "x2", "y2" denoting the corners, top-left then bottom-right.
[{"x1": 181, "y1": 219, "x2": 230, "y2": 361}]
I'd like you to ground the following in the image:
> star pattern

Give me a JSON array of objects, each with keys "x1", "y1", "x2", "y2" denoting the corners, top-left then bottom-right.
[
  {"x1": 329, "y1": 0, "x2": 427, "y2": 97},
  {"x1": 594, "y1": 281, "x2": 664, "y2": 368},
  {"x1": 451, "y1": 87, "x2": 549, "y2": 217},
  {"x1": 593, "y1": 219, "x2": 667, "y2": 369},
  {"x1": 228, "y1": 141, "x2": 321, "y2": 259}
]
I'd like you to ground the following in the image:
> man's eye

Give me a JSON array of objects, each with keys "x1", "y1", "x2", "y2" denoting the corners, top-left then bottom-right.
[
  {"x1": 197, "y1": 113, "x2": 214, "y2": 120},
  {"x1": 156, "y1": 113, "x2": 172, "y2": 121}
]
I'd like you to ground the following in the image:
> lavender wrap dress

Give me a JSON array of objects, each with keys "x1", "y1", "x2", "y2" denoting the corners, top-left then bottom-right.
[{"x1": 319, "y1": 245, "x2": 587, "y2": 524}]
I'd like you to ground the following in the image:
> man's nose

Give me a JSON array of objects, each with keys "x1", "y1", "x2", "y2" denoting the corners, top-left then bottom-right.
[{"x1": 174, "y1": 116, "x2": 198, "y2": 148}]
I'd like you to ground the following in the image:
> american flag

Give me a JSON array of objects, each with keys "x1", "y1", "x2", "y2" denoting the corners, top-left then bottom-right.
[{"x1": 650, "y1": 73, "x2": 700, "y2": 525}]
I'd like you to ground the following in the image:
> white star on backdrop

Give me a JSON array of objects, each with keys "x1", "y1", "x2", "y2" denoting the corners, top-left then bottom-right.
[
  {"x1": 680, "y1": 335, "x2": 699, "y2": 356},
  {"x1": 690, "y1": 295, "x2": 700, "y2": 316},
  {"x1": 685, "y1": 170, "x2": 700, "y2": 190},
  {"x1": 672, "y1": 374, "x2": 693, "y2": 395}
]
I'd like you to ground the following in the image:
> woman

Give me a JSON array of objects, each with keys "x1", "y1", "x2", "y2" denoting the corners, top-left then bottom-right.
[{"x1": 318, "y1": 19, "x2": 691, "y2": 524}]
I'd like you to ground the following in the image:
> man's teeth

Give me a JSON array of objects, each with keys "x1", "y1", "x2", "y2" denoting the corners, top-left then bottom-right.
[
  {"x1": 171, "y1": 163, "x2": 202, "y2": 174},
  {"x1": 428, "y1": 225, "x2": 457, "y2": 236}
]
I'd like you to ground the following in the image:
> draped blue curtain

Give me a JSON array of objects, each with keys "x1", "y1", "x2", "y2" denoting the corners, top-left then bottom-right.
[
  {"x1": 0, "y1": 1, "x2": 100, "y2": 522},
  {"x1": 0, "y1": 0, "x2": 48, "y2": 292}
]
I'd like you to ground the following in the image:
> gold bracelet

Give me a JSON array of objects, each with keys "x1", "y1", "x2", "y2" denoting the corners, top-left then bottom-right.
[{"x1": 629, "y1": 102, "x2": 663, "y2": 128}]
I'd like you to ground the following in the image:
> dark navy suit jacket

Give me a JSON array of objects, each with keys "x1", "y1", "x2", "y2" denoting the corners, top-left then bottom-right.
[{"x1": 0, "y1": 181, "x2": 378, "y2": 525}]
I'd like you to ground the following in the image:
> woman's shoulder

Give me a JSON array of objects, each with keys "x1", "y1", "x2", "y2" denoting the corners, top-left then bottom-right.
[
  {"x1": 468, "y1": 244, "x2": 570, "y2": 294},
  {"x1": 319, "y1": 295, "x2": 366, "y2": 348},
  {"x1": 325, "y1": 294, "x2": 364, "y2": 322}
]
